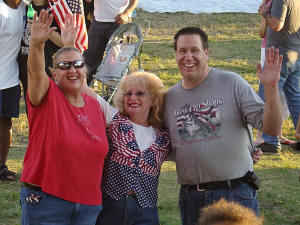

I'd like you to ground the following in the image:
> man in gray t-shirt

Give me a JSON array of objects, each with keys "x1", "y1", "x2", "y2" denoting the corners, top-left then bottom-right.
[
  {"x1": 164, "y1": 27, "x2": 283, "y2": 225},
  {"x1": 258, "y1": 0, "x2": 300, "y2": 152}
]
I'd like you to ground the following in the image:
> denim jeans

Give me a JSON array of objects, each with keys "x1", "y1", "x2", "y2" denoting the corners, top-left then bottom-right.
[
  {"x1": 96, "y1": 195, "x2": 159, "y2": 225},
  {"x1": 83, "y1": 21, "x2": 119, "y2": 75},
  {"x1": 20, "y1": 187, "x2": 102, "y2": 225},
  {"x1": 258, "y1": 60, "x2": 300, "y2": 146},
  {"x1": 178, "y1": 183, "x2": 259, "y2": 225}
]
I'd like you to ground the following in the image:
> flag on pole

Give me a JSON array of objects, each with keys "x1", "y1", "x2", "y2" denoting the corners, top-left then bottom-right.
[{"x1": 48, "y1": 0, "x2": 88, "y2": 52}]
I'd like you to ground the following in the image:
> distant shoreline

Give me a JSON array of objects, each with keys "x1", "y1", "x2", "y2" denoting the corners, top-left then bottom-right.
[
  {"x1": 137, "y1": 0, "x2": 260, "y2": 14},
  {"x1": 136, "y1": 9, "x2": 258, "y2": 15}
]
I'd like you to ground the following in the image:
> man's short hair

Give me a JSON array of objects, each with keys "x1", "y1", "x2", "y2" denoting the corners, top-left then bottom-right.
[
  {"x1": 198, "y1": 199, "x2": 263, "y2": 225},
  {"x1": 174, "y1": 26, "x2": 209, "y2": 51}
]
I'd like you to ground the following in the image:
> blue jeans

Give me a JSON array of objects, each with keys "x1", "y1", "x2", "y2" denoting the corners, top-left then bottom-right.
[
  {"x1": 96, "y1": 195, "x2": 159, "y2": 225},
  {"x1": 258, "y1": 60, "x2": 300, "y2": 146},
  {"x1": 178, "y1": 183, "x2": 259, "y2": 225},
  {"x1": 20, "y1": 187, "x2": 102, "y2": 225}
]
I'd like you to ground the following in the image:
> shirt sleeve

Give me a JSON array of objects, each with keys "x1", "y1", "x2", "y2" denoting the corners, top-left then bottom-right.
[
  {"x1": 96, "y1": 94, "x2": 118, "y2": 124},
  {"x1": 237, "y1": 78, "x2": 265, "y2": 131},
  {"x1": 271, "y1": 0, "x2": 288, "y2": 22}
]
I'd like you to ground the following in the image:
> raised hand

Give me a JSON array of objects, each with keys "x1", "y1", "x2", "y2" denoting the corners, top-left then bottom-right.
[
  {"x1": 258, "y1": 1, "x2": 270, "y2": 17},
  {"x1": 257, "y1": 46, "x2": 283, "y2": 87},
  {"x1": 60, "y1": 13, "x2": 79, "y2": 47},
  {"x1": 30, "y1": 9, "x2": 57, "y2": 45}
]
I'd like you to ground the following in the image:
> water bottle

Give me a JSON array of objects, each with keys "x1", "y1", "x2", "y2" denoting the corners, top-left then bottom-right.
[
  {"x1": 23, "y1": 3, "x2": 35, "y2": 51},
  {"x1": 27, "y1": 3, "x2": 35, "y2": 19}
]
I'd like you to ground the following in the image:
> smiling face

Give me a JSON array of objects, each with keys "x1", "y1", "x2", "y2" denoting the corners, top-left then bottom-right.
[
  {"x1": 53, "y1": 50, "x2": 86, "y2": 95},
  {"x1": 175, "y1": 34, "x2": 209, "y2": 89},
  {"x1": 124, "y1": 82, "x2": 153, "y2": 126}
]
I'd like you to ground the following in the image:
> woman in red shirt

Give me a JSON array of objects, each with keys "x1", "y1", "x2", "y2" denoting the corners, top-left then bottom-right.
[{"x1": 20, "y1": 10, "x2": 108, "y2": 225}]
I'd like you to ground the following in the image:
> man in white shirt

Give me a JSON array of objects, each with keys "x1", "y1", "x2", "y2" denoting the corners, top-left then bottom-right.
[
  {"x1": 0, "y1": 0, "x2": 25, "y2": 181},
  {"x1": 83, "y1": 0, "x2": 139, "y2": 85}
]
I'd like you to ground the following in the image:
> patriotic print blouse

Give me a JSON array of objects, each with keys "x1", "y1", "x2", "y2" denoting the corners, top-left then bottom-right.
[{"x1": 102, "y1": 113, "x2": 171, "y2": 208}]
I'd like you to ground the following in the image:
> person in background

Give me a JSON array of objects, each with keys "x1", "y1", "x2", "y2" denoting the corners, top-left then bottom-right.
[
  {"x1": 255, "y1": 0, "x2": 295, "y2": 147},
  {"x1": 290, "y1": 116, "x2": 300, "y2": 151},
  {"x1": 83, "y1": 0, "x2": 139, "y2": 85},
  {"x1": 258, "y1": 0, "x2": 300, "y2": 153},
  {"x1": 89, "y1": 71, "x2": 170, "y2": 225},
  {"x1": 83, "y1": 0, "x2": 94, "y2": 30},
  {"x1": 198, "y1": 199, "x2": 264, "y2": 225},
  {"x1": 0, "y1": 0, "x2": 26, "y2": 181},
  {"x1": 164, "y1": 26, "x2": 282, "y2": 225},
  {"x1": 20, "y1": 10, "x2": 108, "y2": 225},
  {"x1": 291, "y1": 116, "x2": 300, "y2": 181},
  {"x1": 19, "y1": 0, "x2": 64, "y2": 107}
]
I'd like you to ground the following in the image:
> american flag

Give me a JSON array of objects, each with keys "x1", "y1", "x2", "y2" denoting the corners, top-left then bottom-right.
[{"x1": 48, "y1": 0, "x2": 88, "y2": 52}]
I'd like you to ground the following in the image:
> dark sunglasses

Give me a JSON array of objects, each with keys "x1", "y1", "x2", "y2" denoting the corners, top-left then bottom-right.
[
  {"x1": 123, "y1": 91, "x2": 148, "y2": 98},
  {"x1": 56, "y1": 60, "x2": 85, "y2": 70}
]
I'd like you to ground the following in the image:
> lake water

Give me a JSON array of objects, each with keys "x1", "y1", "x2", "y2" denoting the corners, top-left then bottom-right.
[{"x1": 138, "y1": 0, "x2": 261, "y2": 14}]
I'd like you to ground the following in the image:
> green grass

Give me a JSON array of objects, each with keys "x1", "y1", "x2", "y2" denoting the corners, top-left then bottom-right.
[{"x1": 1, "y1": 10, "x2": 300, "y2": 225}]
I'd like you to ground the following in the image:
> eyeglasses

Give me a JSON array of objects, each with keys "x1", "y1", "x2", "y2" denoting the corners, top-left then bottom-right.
[
  {"x1": 123, "y1": 91, "x2": 148, "y2": 98},
  {"x1": 56, "y1": 60, "x2": 85, "y2": 70}
]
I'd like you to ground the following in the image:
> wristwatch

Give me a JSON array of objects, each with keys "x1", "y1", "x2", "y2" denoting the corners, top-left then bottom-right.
[{"x1": 263, "y1": 11, "x2": 270, "y2": 18}]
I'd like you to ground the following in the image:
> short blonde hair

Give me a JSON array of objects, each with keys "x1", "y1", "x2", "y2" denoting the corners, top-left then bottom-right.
[
  {"x1": 113, "y1": 71, "x2": 166, "y2": 128},
  {"x1": 198, "y1": 199, "x2": 263, "y2": 225}
]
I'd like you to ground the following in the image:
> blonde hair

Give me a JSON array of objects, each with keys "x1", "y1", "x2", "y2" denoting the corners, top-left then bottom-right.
[
  {"x1": 198, "y1": 199, "x2": 263, "y2": 225},
  {"x1": 113, "y1": 71, "x2": 166, "y2": 128}
]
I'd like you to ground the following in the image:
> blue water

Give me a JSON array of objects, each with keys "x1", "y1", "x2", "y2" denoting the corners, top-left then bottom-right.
[{"x1": 138, "y1": 0, "x2": 261, "y2": 14}]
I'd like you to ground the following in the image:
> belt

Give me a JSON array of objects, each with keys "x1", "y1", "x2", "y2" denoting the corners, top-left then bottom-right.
[
  {"x1": 127, "y1": 190, "x2": 135, "y2": 196},
  {"x1": 183, "y1": 177, "x2": 246, "y2": 191},
  {"x1": 22, "y1": 182, "x2": 42, "y2": 192}
]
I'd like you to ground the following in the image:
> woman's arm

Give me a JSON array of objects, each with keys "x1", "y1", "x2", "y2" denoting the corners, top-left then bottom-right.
[
  {"x1": 258, "y1": 0, "x2": 268, "y2": 38},
  {"x1": 48, "y1": 31, "x2": 64, "y2": 47},
  {"x1": 28, "y1": 10, "x2": 56, "y2": 106},
  {"x1": 82, "y1": 84, "x2": 118, "y2": 124},
  {"x1": 258, "y1": 16, "x2": 267, "y2": 38}
]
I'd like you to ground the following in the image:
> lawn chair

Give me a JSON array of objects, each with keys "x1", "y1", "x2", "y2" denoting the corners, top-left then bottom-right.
[{"x1": 93, "y1": 21, "x2": 150, "y2": 104}]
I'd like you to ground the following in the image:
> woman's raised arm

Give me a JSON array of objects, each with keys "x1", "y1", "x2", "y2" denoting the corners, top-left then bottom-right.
[{"x1": 27, "y1": 10, "x2": 56, "y2": 106}]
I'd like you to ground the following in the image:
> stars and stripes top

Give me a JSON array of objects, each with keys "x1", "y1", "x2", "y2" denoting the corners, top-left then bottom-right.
[{"x1": 102, "y1": 113, "x2": 171, "y2": 208}]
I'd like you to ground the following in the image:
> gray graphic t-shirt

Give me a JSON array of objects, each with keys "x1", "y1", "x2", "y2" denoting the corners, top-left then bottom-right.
[{"x1": 164, "y1": 68, "x2": 264, "y2": 185}]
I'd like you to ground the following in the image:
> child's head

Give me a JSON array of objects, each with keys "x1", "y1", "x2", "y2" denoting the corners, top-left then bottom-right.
[{"x1": 198, "y1": 199, "x2": 263, "y2": 225}]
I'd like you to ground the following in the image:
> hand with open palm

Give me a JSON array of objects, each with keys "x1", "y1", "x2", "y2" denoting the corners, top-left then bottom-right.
[
  {"x1": 60, "y1": 13, "x2": 79, "y2": 47},
  {"x1": 30, "y1": 9, "x2": 57, "y2": 46},
  {"x1": 257, "y1": 46, "x2": 283, "y2": 87}
]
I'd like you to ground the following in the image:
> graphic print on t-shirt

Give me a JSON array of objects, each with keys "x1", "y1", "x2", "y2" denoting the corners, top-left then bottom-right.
[
  {"x1": 174, "y1": 99, "x2": 222, "y2": 143},
  {"x1": 20, "y1": 17, "x2": 32, "y2": 56},
  {"x1": 77, "y1": 114, "x2": 100, "y2": 141}
]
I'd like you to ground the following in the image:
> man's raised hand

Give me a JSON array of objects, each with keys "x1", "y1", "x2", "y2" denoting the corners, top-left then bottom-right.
[{"x1": 257, "y1": 46, "x2": 283, "y2": 87}]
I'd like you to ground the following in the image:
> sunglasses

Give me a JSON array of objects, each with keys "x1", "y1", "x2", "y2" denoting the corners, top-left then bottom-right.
[
  {"x1": 124, "y1": 91, "x2": 148, "y2": 98},
  {"x1": 56, "y1": 60, "x2": 85, "y2": 70}
]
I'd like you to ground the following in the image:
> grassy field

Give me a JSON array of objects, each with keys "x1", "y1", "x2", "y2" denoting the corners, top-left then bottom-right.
[{"x1": 1, "y1": 9, "x2": 300, "y2": 225}]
